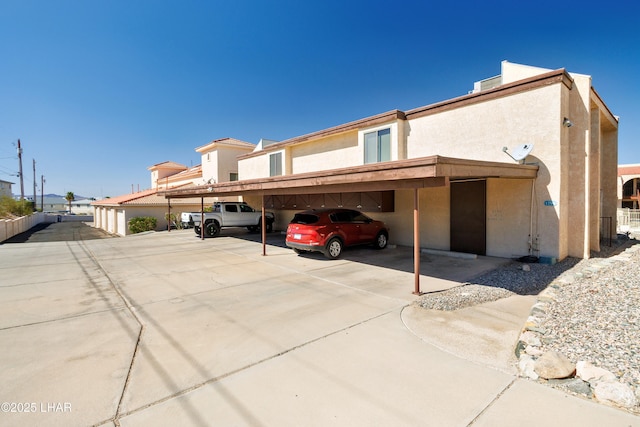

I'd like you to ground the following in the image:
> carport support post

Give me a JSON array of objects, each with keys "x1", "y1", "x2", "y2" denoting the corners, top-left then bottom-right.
[
  {"x1": 167, "y1": 198, "x2": 171, "y2": 232},
  {"x1": 413, "y1": 188, "x2": 421, "y2": 295},
  {"x1": 261, "y1": 195, "x2": 266, "y2": 256},
  {"x1": 200, "y1": 197, "x2": 204, "y2": 240}
]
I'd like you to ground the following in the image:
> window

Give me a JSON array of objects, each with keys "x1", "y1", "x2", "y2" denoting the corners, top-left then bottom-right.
[
  {"x1": 230, "y1": 172, "x2": 238, "y2": 181},
  {"x1": 225, "y1": 204, "x2": 238, "y2": 213},
  {"x1": 270, "y1": 152, "x2": 282, "y2": 176},
  {"x1": 364, "y1": 128, "x2": 391, "y2": 164},
  {"x1": 291, "y1": 213, "x2": 319, "y2": 224}
]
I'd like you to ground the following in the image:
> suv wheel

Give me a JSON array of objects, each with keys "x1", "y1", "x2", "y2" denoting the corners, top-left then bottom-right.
[
  {"x1": 374, "y1": 231, "x2": 388, "y2": 249},
  {"x1": 325, "y1": 237, "x2": 343, "y2": 259}
]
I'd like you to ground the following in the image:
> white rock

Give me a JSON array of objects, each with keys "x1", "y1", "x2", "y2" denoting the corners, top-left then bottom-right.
[
  {"x1": 525, "y1": 345, "x2": 544, "y2": 357},
  {"x1": 575, "y1": 361, "x2": 616, "y2": 384},
  {"x1": 522, "y1": 264, "x2": 531, "y2": 272},
  {"x1": 518, "y1": 354, "x2": 539, "y2": 380},
  {"x1": 593, "y1": 381, "x2": 638, "y2": 408},
  {"x1": 526, "y1": 315, "x2": 541, "y2": 324},
  {"x1": 532, "y1": 302, "x2": 547, "y2": 311},
  {"x1": 519, "y1": 331, "x2": 541, "y2": 347}
]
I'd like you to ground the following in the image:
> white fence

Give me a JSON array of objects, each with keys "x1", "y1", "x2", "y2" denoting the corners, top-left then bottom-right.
[
  {"x1": 617, "y1": 208, "x2": 640, "y2": 233},
  {"x1": 0, "y1": 213, "x2": 94, "y2": 242},
  {"x1": 0, "y1": 212, "x2": 46, "y2": 242}
]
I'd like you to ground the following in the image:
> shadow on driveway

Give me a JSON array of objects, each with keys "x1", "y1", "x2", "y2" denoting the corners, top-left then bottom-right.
[{"x1": 2, "y1": 221, "x2": 117, "y2": 244}]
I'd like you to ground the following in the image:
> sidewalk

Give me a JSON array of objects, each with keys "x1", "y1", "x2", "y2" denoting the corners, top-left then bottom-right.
[{"x1": 0, "y1": 226, "x2": 637, "y2": 426}]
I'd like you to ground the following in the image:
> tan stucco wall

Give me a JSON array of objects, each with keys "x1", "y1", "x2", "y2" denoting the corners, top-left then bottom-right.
[
  {"x1": 486, "y1": 178, "x2": 535, "y2": 258},
  {"x1": 601, "y1": 127, "x2": 618, "y2": 222},
  {"x1": 589, "y1": 107, "x2": 602, "y2": 252},
  {"x1": 565, "y1": 74, "x2": 592, "y2": 259},
  {"x1": 501, "y1": 61, "x2": 552, "y2": 84},
  {"x1": 290, "y1": 130, "x2": 360, "y2": 173},
  {"x1": 368, "y1": 181, "x2": 533, "y2": 258},
  {"x1": 406, "y1": 86, "x2": 560, "y2": 163},
  {"x1": 240, "y1": 121, "x2": 404, "y2": 179},
  {"x1": 216, "y1": 147, "x2": 246, "y2": 182},
  {"x1": 201, "y1": 150, "x2": 218, "y2": 185},
  {"x1": 94, "y1": 203, "x2": 213, "y2": 236},
  {"x1": 407, "y1": 84, "x2": 563, "y2": 259},
  {"x1": 239, "y1": 154, "x2": 269, "y2": 180},
  {"x1": 202, "y1": 146, "x2": 253, "y2": 184},
  {"x1": 201, "y1": 146, "x2": 252, "y2": 183},
  {"x1": 151, "y1": 166, "x2": 187, "y2": 189},
  {"x1": 374, "y1": 188, "x2": 450, "y2": 250}
]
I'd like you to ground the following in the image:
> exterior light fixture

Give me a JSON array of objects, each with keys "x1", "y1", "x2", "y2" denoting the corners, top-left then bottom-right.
[{"x1": 563, "y1": 117, "x2": 573, "y2": 128}]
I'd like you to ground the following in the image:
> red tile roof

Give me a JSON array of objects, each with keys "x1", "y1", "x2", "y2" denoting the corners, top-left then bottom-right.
[
  {"x1": 92, "y1": 188, "x2": 216, "y2": 207},
  {"x1": 619, "y1": 164, "x2": 640, "y2": 176},
  {"x1": 148, "y1": 161, "x2": 188, "y2": 171}
]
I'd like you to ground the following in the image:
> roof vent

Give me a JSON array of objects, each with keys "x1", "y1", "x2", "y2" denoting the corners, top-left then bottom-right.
[{"x1": 472, "y1": 75, "x2": 502, "y2": 93}]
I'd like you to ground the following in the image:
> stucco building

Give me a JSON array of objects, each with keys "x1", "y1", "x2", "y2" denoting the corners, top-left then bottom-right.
[
  {"x1": 0, "y1": 180, "x2": 13, "y2": 198},
  {"x1": 164, "y1": 61, "x2": 619, "y2": 263},
  {"x1": 618, "y1": 164, "x2": 640, "y2": 209}
]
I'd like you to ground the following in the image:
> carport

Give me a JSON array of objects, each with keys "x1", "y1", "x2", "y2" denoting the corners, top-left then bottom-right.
[{"x1": 161, "y1": 155, "x2": 538, "y2": 294}]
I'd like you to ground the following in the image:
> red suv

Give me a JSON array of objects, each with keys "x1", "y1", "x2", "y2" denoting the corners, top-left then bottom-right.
[{"x1": 286, "y1": 209, "x2": 389, "y2": 259}]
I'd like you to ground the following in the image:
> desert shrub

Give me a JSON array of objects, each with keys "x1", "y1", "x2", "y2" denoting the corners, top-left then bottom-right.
[
  {"x1": 128, "y1": 216, "x2": 157, "y2": 234},
  {"x1": 165, "y1": 213, "x2": 182, "y2": 229},
  {"x1": 0, "y1": 196, "x2": 34, "y2": 218}
]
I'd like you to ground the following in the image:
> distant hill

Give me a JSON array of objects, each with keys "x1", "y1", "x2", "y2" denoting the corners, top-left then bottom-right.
[{"x1": 13, "y1": 193, "x2": 92, "y2": 200}]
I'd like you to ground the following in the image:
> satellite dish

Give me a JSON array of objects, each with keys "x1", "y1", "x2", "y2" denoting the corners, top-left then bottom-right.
[{"x1": 502, "y1": 143, "x2": 534, "y2": 163}]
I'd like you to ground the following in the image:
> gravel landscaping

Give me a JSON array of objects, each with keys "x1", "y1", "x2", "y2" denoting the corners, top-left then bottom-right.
[{"x1": 417, "y1": 233, "x2": 640, "y2": 414}]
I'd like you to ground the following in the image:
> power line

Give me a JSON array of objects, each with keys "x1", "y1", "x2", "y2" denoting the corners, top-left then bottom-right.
[{"x1": 0, "y1": 164, "x2": 18, "y2": 176}]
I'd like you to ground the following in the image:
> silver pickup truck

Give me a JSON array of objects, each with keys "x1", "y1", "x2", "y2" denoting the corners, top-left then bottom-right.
[{"x1": 187, "y1": 202, "x2": 275, "y2": 237}]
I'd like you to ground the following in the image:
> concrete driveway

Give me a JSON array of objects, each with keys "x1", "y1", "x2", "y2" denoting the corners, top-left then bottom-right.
[{"x1": 1, "y1": 225, "x2": 637, "y2": 426}]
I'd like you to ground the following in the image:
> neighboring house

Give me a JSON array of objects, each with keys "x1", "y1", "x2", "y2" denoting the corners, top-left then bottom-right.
[
  {"x1": 70, "y1": 199, "x2": 95, "y2": 215},
  {"x1": 164, "y1": 61, "x2": 618, "y2": 263},
  {"x1": 0, "y1": 180, "x2": 13, "y2": 198},
  {"x1": 149, "y1": 161, "x2": 193, "y2": 190},
  {"x1": 618, "y1": 164, "x2": 640, "y2": 208},
  {"x1": 93, "y1": 138, "x2": 255, "y2": 236},
  {"x1": 617, "y1": 164, "x2": 640, "y2": 233},
  {"x1": 40, "y1": 196, "x2": 69, "y2": 213}
]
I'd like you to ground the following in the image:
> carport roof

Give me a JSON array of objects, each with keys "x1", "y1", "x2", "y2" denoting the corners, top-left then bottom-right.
[{"x1": 160, "y1": 155, "x2": 538, "y2": 199}]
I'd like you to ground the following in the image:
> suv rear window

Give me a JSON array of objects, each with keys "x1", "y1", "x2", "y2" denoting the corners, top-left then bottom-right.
[{"x1": 290, "y1": 213, "x2": 319, "y2": 224}]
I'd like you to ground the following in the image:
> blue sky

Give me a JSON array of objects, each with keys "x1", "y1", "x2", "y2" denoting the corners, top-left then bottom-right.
[{"x1": 1, "y1": 0, "x2": 639, "y2": 198}]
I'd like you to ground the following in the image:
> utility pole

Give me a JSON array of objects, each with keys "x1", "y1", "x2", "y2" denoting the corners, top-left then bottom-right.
[
  {"x1": 41, "y1": 175, "x2": 45, "y2": 212},
  {"x1": 33, "y1": 159, "x2": 36, "y2": 210},
  {"x1": 17, "y1": 139, "x2": 24, "y2": 200}
]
